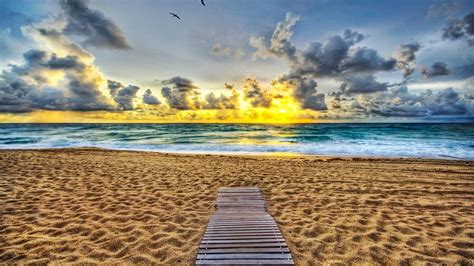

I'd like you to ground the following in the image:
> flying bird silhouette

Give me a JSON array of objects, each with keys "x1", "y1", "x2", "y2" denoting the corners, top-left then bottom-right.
[
  {"x1": 200, "y1": 0, "x2": 205, "y2": 6},
  {"x1": 169, "y1": 12, "x2": 181, "y2": 20}
]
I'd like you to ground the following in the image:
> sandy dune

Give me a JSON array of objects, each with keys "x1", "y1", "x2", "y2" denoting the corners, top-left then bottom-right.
[{"x1": 1, "y1": 149, "x2": 473, "y2": 264}]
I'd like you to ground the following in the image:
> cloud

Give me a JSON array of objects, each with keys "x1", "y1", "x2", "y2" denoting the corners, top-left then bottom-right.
[
  {"x1": 21, "y1": 17, "x2": 93, "y2": 60},
  {"x1": 0, "y1": 49, "x2": 114, "y2": 113},
  {"x1": 143, "y1": 89, "x2": 161, "y2": 105},
  {"x1": 0, "y1": 79, "x2": 36, "y2": 113},
  {"x1": 334, "y1": 74, "x2": 389, "y2": 95},
  {"x1": 250, "y1": 13, "x2": 401, "y2": 112},
  {"x1": 249, "y1": 12, "x2": 299, "y2": 61},
  {"x1": 209, "y1": 43, "x2": 246, "y2": 59},
  {"x1": 353, "y1": 86, "x2": 473, "y2": 117},
  {"x1": 60, "y1": 0, "x2": 131, "y2": 49},
  {"x1": 422, "y1": 62, "x2": 451, "y2": 78},
  {"x1": 277, "y1": 28, "x2": 385, "y2": 79},
  {"x1": 233, "y1": 48, "x2": 246, "y2": 60},
  {"x1": 341, "y1": 74, "x2": 389, "y2": 94},
  {"x1": 251, "y1": 13, "x2": 395, "y2": 80},
  {"x1": 341, "y1": 47, "x2": 396, "y2": 73},
  {"x1": 210, "y1": 43, "x2": 232, "y2": 57},
  {"x1": 243, "y1": 78, "x2": 272, "y2": 108},
  {"x1": 107, "y1": 79, "x2": 123, "y2": 98},
  {"x1": 394, "y1": 42, "x2": 421, "y2": 77},
  {"x1": 161, "y1": 76, "x2": 202, "y2": 110},
  {"x1": 204, "y1": 91, "x2": 239, "y2": 110},
  {"x1": 426, "y1": 0, "x2": 463, "y2": 19},
  {"x1": 107, "y1": 80, "x2": 140, "y2": 110},
  {"x1": 246, "y1": 11, "x2": 474, "y2": 120},
  {"x1": 0, "y1": 0, "x2": 139, "y2": 114},
  {"x1": 442, "y1": 12, "x2": 474, "y2": 45},
  {"x1": 282, "y1": 77, "x2": 327, "y2": 110}
]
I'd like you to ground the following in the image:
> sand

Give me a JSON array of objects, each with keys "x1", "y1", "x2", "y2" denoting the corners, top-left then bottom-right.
[{"x1": 1, "y1": 148, "x2": 473, "y2": 265}]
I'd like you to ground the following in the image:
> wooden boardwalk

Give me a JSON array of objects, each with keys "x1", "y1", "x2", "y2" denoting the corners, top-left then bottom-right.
[{"x1": 196, "y1": 187, "x2": 294, "y2": 265}]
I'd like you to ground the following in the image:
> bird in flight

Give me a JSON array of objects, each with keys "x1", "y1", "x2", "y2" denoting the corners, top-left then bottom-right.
[
  {"x1": 200, "y1": 0, "x2": 205, "y2": 6},
  {"x1": 169, "y1": 12, "x2": 181, "y2": 20}
]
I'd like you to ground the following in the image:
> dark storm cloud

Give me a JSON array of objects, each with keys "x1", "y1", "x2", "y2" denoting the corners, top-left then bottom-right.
[
  {"x1": 248, "y1": 11, "x2": 473, "y2": 121},
  {"x1": 107, "y1": 80, "x2": 140, "y2": 110},
  {"x1": 250, "y1": 12, "x2": 403, "y2": 113},
  {"x1": 23, "y1": 49, "x2": 48, "y2": 64},
  {"x1": 60, "y1": 0, "x2": 131, "y2": 49},
  {"x1": 67, "y1": 79, "x2": 113, "y2": 111},
  {"x1": 0, "y1": 49, "x2": 115, "y2": 113},
  {"x1": 10, "y1": 50, "x2": 84, "y2": 79},
  {"x1": 442, "y1": 12, "x2": 474, "y2": 45},
  {"x1": 162, "y1": 76, "x2": 198, "y2": 90},
  {"x1": 251, "y1": 13, "x2": 395, "y2": 79},
  {"x1": 341, "y1": 47, "x2": 396, "y2": 73},
  {"x1": 160, "y1": 77, "x2": 241, "y2": 110},
  {"x1": 284, "y1": 77, "x2": 327, "y2": 110},
  {"x1": 0, "y1": 79, "x2": 35, "y2": 113},
  {"x1": 143, "y1": 89, "x2": 161, "y2": 105},
  {"x1": 204, "y1": 91, "x2": 239, "y2": 110},
  {"x1": 107, "y1": 80, "x2": 123, "y2": 98},
  {"x1": 224, "y1": 83, "x2": 235, "y2": 90},
  {"x1": 161, "y1": 76, "x2": 202, "y2": 110},
  {"x1": 114, "y1": 85, "x2": 140, "y2": 110},
  {"x1": 294, "y1": 36, "x2": 353, "y2": 77},
  {"x1": 352, "y1": 87, "x2": 472, "y2": 117},
  {"x1": 422, "y1": 62, "x2": 451, "y2": 78},
  {"x1": 243, "y1": 78, "x2": 272, "y2": 108},
  {"x1": 334, "y1": 74, "x2": 389, "y2": 95},
  {"x1": 44, "y1": 54, "x2": 84, "y2": 70},
  {"x1": 395, "y1": 42, "x2": 421, "y2": 77},
  {"x1": 0, "y1": 78, "x2": 71, "y2": 113}
]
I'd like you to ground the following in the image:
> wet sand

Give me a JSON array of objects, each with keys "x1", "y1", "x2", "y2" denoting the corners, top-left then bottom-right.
[{"x1": 1, "y1": 148, "x2": 473, "y2": 264}]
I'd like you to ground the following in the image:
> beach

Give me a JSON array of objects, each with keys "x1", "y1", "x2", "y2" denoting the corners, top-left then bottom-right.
[{"x1": 1, "y1": 148, "x2": 473, "y2": 264}]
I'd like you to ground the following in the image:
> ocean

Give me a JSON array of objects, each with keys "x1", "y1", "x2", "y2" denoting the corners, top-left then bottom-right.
[{"x1": 0, "y1": 123, "x2": 472, "y2": 159}]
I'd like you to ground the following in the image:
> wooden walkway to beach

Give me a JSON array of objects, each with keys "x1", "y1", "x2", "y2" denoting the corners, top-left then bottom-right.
[{"x1": 196, "y1": 187, "x2": 294, "y2": 265}]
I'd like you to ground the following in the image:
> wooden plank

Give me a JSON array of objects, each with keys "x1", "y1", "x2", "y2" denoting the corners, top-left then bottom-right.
[
  {"x1": 210, "y1": 219, "x2": 274, "y2": 222},
  {"x1": 207, "y1": 225, "x2": 279, "y2": 229},
  {"x1": 196, "y1": 260, "x2": 294, "y2": 265},
  {"x1": 205, "y1": 229, "x2": 280, "y2": 233},
  {"x1": 198, "y1": 248, "x2": 290, "y2": 254},
  {"x1": 203, "y1": 237, "x2": 285, "y2": 242},
  {"x1": 205, "y1": 230, "x2": 279, "y2": 234},
  {"x1": 209, "y1": 222, "x2": 275, "y2": 225},
  {"x1": 200, "y1": 243, "x2": 288, "y2": 249},
  {"x1": 196, "y1": 187, "x2": 294, "y2": 265},
  {"x1": 197, "y1": 254, "x2": 292, "y2": 260},
  {"x1": 201, "y1": 239, "x2": 286, "y2": 244},
  {"x1": 204, "y1": 233, "x2": 280, "y2": 237},
  {"x1": 218, "y1": 188, "x2": 260, "y2": 191}
]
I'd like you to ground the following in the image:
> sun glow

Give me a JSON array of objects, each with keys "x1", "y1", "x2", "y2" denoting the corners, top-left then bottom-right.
[{"x1": 0, "y1": 80, "x2": 324, "y2": 124}]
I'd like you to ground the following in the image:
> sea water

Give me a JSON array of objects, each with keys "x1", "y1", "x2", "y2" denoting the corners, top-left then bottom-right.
[{"x1": 0, "y1": 123, "x2": 472, "y2": 159}]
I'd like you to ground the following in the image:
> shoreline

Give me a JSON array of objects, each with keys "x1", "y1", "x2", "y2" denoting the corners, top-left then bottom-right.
[
  {"x1": 0, "y1": 146, "x2": 472, "y2": 161},
  {"x1": 1, "y1": 148, "x2": 473, "y2": 264}
]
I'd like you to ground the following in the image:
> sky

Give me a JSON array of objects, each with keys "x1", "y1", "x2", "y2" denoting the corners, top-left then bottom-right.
[{"x1": 0, "y1": 0, "x2": 473, "y2": 123}]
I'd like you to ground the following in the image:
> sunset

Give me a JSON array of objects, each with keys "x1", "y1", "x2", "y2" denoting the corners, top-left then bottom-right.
[
  {"x1": 1, "y1": 0, "x2": 473, "y2": 123},
  {"x1": 1, "y1": 0, "x2": 473, "y2": 265}
]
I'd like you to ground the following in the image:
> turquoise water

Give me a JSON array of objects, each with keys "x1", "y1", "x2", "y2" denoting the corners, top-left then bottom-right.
[{"x1": 0, "y1": 123, "x2": 473, "y2": 159}]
